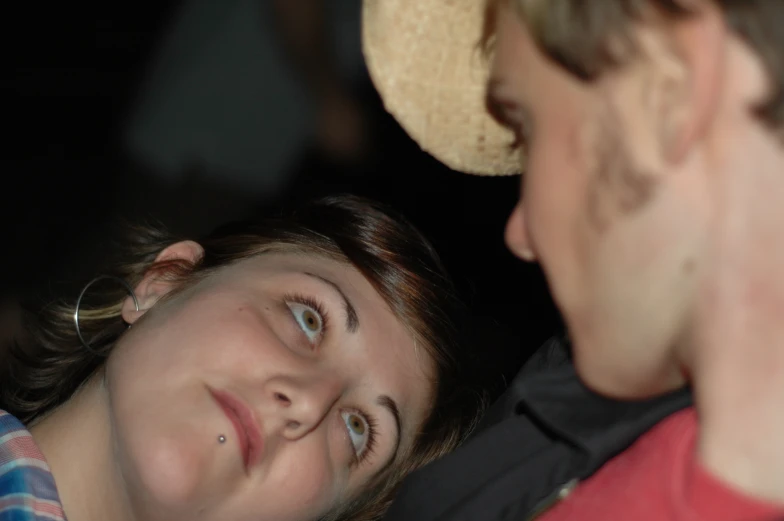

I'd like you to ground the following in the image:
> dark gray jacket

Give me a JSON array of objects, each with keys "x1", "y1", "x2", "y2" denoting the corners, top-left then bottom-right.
[{"x1": 383, "y1": 338, "x2": 693, "y2": 521}]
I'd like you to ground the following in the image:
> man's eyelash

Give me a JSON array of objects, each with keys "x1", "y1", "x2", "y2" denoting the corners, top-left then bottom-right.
[{"x1": 508, "y1": 133, "x2": 523, "y2": 152}]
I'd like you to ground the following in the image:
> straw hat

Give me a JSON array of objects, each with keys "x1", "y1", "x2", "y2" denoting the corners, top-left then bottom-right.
[{"x1": 361, "y1": 0, "x2": 520, "y2": 176}]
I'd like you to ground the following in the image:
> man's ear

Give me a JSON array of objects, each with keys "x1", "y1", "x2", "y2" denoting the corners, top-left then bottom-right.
[
  {"x1": 653, "y1": 0, "x2": 727, "y2": 164},
  {"x1": 121, "y1": 240, "x2": 204, "y2": 324}
]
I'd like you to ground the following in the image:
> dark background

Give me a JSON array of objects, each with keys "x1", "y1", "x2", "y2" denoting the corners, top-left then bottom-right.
[{"x1": 2, "y1": 1, "x2": 561, "y2": 399}]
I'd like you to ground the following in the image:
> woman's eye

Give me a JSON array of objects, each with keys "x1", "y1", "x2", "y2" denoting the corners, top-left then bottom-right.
[
  {"x1": 341, "y1": 411, "x2": 369, "y2": 457},
  {"x1": 286, "y1": 302, "x2": 324, "y2": 343}
]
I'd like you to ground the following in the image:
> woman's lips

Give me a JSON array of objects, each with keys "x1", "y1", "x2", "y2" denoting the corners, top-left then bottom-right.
[{"x1": 208, "y1": 387, "x2": 264, "y2": 472}]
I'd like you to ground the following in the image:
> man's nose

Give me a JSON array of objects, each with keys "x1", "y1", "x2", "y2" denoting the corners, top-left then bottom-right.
[{"x1": 505, "y1": 202, "x2": 536, "y2": 261}]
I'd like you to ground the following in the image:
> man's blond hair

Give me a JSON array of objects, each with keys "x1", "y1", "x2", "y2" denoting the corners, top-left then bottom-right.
[{"x1": 484, "y1": 0, "x2": 784, "y2": 134}]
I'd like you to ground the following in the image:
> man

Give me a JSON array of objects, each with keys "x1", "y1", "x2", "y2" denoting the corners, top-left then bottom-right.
[{"x1": 362, "y1": 0, "x2": 784, "y2": 520}]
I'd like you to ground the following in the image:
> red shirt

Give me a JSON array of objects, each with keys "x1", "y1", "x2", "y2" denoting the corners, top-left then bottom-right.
[{"x1": 539, "y1": 408, "x2": 784, "y2": 521}]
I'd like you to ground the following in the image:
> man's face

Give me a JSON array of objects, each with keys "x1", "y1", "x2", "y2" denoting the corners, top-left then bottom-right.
[{"x1": 486, "y1": 3, "x2": 707, "y2": 398}]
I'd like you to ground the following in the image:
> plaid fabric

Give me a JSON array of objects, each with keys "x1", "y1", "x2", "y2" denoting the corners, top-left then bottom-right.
[{"x1": 0, "y1": 411, "x2": 66, "y2": 521}]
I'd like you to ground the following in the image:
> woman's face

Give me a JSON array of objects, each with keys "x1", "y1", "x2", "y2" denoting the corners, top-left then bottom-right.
[{"x1": 109, "y1": 247, "x2": 434, "y2": 521}]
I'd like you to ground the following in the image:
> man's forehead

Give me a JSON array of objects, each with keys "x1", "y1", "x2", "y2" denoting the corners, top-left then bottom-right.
[{"x1": 483, "y1": 0, "x2": 504, "y2": 23}]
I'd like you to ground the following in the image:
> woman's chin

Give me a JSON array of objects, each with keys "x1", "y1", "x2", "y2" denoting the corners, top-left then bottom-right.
[{"x1": 120, "y1": 432, "x2": 227, "y2": 515}]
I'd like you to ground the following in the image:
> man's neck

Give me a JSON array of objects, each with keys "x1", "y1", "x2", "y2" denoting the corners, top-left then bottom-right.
[
  {"x1": 29, "y1": 371, "x2": 135, "y2": 521},
  {"x1": 689, "y1": 135, "x2": 784, "y2": 504}
]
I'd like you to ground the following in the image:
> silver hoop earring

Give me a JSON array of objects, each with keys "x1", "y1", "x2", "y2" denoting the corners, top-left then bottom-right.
[{"x1": 74, "y1": 275, "x2": 140, "y2": 356}]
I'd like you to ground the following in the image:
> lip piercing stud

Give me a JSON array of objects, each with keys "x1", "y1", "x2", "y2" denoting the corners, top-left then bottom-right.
[{"x1": 218, "y1": 435, "x2": 226, "y2": 444}]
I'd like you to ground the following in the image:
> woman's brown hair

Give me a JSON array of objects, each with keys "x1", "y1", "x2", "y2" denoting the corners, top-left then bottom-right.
[{"x1": 1, "y1": 194, "x2": 485, "y2": 521}]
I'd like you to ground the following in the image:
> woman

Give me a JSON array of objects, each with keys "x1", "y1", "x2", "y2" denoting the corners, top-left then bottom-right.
[{"x1": 0, "y1": 195, "x2": 483, "y2": 521}]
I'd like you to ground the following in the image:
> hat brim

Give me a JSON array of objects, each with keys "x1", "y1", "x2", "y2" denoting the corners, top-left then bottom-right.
[{"x1": 362, "y1": 0, "x2": 522, "y2": 176}]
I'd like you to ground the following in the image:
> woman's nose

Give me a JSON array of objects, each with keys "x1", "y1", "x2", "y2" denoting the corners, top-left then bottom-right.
[{"x1": 269, "y1": 374, "x2": 344, "y2": 440}]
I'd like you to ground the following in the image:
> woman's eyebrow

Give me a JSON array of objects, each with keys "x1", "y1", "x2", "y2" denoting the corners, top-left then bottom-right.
[
  {"x1": 378, "y1": 394, "x2": 402, "y2": 460},
  {"x1": 368, "y1": 394, "x2": 403, "y2": 480},
  {"x1": 302, "y1": 272, "x2": 360, "y2": 333}
]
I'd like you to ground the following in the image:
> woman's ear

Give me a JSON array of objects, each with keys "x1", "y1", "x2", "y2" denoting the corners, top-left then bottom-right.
[{"x1": 122, "y1": 241, "x2": 205, "y2": 324}]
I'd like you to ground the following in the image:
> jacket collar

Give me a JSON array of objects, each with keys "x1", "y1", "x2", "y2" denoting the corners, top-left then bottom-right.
[{"x1": 485, "y1": 337, "x2": 693, "y2": 475}]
